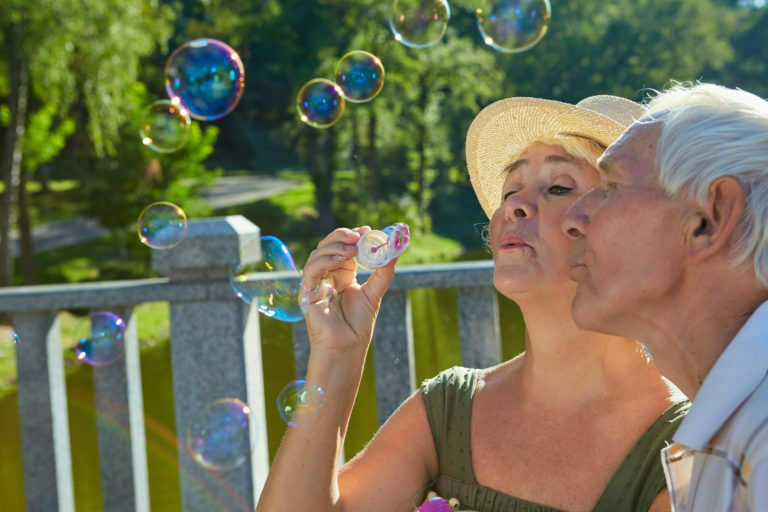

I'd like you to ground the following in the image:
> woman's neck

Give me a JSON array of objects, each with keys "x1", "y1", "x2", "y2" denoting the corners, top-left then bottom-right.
[{"x1": 512, "y1": 292, "x2": 667, "y2": 406}]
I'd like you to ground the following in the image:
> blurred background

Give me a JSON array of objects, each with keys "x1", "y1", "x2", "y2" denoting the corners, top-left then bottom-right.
[{"x1": 0, "y1": 0, "x2": 766, "y2": 510}]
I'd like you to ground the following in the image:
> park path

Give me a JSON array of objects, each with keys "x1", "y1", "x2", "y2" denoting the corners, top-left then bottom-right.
[{"x1": 8, "y1": 174, "x2": 301, "y2": 256}]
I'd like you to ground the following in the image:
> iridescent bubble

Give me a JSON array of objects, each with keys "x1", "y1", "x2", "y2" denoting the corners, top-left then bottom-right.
[
  {"x1": 297, "y1": 79, "x2": 345, "y2": 128},
  {"x1": 165, "y1": 38, "x2": 245, "y2": 121},
  {"x1": 186, "y1": 398, "x2": 254, "y2": 471},
  {"x1": 334, "y1": 51, "x2": 385, "y2": 103},
  {"x1": 229, "y1": 236, "x2": 303, "y2": 322},
  {"x1": 390, "y1": 0, "x2": 451, "y2": 49},
  {"x1": 277, "y1": 380, "x2": 325, "y2": 428},
  {"x1": 0, "y1": 329, "x2": 19, "y2": 359},
  {"x1": 298, "y1": 277, "x2": 337, "y2": 313},
  {"x1": 73, "y1": 312, "x2": 125, "y2": 366},
  {"x1": 476, "y1": 0, "x2": 551, "y2": 53},
  {"x1": 137, "y1": 202, "x2": 188, "y2": 249},
  {"x1": 139, "y1": 99, "x2": 191, "y2": 153},
  {"x1": 356, "y1": 223, "x2": 410, "y2": 269}
]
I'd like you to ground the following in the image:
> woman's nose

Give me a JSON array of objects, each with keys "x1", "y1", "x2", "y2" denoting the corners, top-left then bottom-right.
[{"x1": 504, "y1": 193, "x2": 536, "y2": 220}]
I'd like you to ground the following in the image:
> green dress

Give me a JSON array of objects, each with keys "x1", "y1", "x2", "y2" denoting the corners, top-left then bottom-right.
[{"x1": 420, "y1": 366, "x2": 690, "y2": 512}]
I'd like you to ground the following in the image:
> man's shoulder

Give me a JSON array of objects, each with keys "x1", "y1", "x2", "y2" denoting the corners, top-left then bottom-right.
[{"x1": 722, "y1": 374, "x2": 768, "y2": 463}]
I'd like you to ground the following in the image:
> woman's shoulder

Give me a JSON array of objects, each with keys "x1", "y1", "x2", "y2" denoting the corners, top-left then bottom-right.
[{"x1": 420, "y1": 366, "x2": 479, "y2": 396}]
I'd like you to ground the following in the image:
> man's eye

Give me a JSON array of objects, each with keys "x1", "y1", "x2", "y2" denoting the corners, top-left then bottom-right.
[{"x1": 549, "y1": 185, "x2": 573, "y2": 196}]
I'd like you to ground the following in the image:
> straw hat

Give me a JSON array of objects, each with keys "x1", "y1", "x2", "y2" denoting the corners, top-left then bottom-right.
[{"x1": 466, "y1": 95, "x2": 644, "y2": 218}]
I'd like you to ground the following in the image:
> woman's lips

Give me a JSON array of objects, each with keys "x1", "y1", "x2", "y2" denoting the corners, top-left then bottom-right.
[{"x1": 498, "y1": 234, "x2": 533, "y2": 252}]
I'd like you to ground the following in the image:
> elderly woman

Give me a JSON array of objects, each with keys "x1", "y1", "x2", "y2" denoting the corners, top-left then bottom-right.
[{"x1": 256, "y1": 96, "x2": 688, "y2": 512}]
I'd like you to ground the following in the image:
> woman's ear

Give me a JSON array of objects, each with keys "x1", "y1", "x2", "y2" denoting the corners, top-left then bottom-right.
[{"x1": 686, "y1": 176, "x2": 745, "y2": 264}]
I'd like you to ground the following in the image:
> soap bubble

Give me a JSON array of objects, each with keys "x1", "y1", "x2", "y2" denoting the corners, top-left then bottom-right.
[
  {"x1": 137, "y1": 202, "x2": 188, "y2": 249},
  {"x1": 298, "y1": 277, "x2": 337, "y2": 313},
  {"x1": 297, "y1": 79, "x2": 345, "y2": 128},
  {"x1": 476, "y1": 0, "x2": 551, "y2": 53},
  {"x1": 73, "y1": 312, "x2": 125, "y2": 366},
  {"x1": 390, "y1": 0, "x2": 451, "y2": 49},
  {"x1": 186, "y1": 398, "x2": 254, "y2": 471},
  {"x1": 165, "y1": 38, "x2": 245, "y2": 121},
  {"x1": 334, "y1": 51, "x2": 385, "y2": 103},
  {"x1": 277, "y1": 380, "x2": 325, "y2": 428},
  {"x1": 229, "y1": 236, "x2": 303, "y2": 322},
  {"x1": 139, "y1": 99, "x2": 191, "y2": 153},
  {"x1": 0, "y1": 329, "x2": 19, "y2": 359},
  {"x1": 356, "y1": 223, "x2": 410, "y2": 269}
]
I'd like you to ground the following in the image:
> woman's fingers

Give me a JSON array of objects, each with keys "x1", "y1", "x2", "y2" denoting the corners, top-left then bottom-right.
[{"x1": 301, "y1": 227, "x2": 370, "y2": 291}]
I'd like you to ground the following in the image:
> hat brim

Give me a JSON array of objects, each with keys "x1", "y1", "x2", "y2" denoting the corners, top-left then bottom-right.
[{"x1": 466, "y1": 97, "x2": 635, "y2": 218}]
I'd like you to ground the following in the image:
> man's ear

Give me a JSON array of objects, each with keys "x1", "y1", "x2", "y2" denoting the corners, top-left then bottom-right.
[{"x1": 687, "y1": 176, "x2": 746, "y2": 264}]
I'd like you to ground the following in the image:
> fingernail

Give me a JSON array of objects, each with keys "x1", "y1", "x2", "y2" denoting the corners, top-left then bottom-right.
[{"x1": 333, "y1": 255, "x2": 346, "y2": 261}]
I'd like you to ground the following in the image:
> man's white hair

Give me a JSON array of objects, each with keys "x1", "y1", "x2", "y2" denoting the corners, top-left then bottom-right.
[{"x1": 644, "y1": 82, "x2": 768, "y2": 287}]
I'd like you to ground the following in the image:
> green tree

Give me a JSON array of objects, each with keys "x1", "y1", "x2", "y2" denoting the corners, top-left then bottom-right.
[{"x1": 0, "y1": 0, "x2": 174, "y2": 285}]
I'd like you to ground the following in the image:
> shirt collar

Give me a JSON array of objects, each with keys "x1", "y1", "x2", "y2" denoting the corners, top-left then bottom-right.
[{"x1": 673, "y1": 299, "x2": 768, "y2": 450}]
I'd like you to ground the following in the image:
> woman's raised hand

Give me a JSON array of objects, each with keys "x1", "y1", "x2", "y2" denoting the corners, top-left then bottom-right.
[{"x1": 299, "y1": 226, "x2": 397, "y2": 359}]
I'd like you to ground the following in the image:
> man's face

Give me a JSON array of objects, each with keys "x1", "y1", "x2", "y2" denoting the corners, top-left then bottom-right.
[{"x1": 561, "y1": 120, "x2": 690, "y2": 335}]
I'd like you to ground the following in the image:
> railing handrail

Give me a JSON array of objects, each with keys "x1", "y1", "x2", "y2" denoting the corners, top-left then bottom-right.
[{"x1": 0, "y1": 260, "x2": 495, "y2": 312}]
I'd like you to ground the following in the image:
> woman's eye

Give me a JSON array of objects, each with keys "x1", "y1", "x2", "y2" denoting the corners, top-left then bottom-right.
[
  {"x1": 503, "y1": 190, "x2": 517, "y2": 201},
  {"x1": 548, "y1": 185, "x2": 573, "y2": 196}
]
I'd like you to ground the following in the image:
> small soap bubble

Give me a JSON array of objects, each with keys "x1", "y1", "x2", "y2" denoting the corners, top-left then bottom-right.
[
  {"x1": 277, "y1": 380, "x2": 325, "y2": 428},
  {"x1": 165, "y1": 38, "x2": 245, "y2": 121},
  {"x1": 476, "y1": 0, "x2": 551, "y2": 53},
  {"x1": 186, "y1": 398, "x2": 254, "y2": 471},
  {"x1": 0, "y1": 329, "x2": 19, "y2": 359},
  {"x1": 137, "y1": 202, "x2": 188, "y2": 249},
  {"x1": 229, "y1": 236, "x2": 303, "y2": 322},
  {"x1": 139, "y1": 99, "x2": 191, "y2": 153},
  {"x1": 355, "y1": 223, "x2": 411, "y2": 269},
  {"x1": 390, "y1": 0, "x2": 451, "y2": 49},
  {"x1": 297, "y1": 79, "x2": 345, "y2": 128},
  {"x1": 334, "y1": 51, "x2": 385, "y2": 103},
  {"x1": 73, "y1": 312, "x2": 125, "y2": 366}
]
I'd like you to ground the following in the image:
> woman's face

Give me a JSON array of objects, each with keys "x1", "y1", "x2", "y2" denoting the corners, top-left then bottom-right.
[{"x1": 489, "y1": 142, "x2": 601, "y2": 299}]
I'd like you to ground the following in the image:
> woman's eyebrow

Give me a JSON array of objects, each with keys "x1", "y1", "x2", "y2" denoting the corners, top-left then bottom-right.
[{"x1": 502, "y1": 159, "x2": 526, "y2": 176}]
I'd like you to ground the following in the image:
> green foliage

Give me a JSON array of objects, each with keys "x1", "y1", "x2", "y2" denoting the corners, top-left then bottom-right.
[
  {"x1": 23, "y1": 105, "x2": 76, "y2": 172},
  {"x1": 79, "y1": 83, "x2": 220, "y2": 230}
]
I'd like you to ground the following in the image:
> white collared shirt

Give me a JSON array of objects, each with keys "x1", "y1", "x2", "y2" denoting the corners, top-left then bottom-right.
[{"x1": 661, "y1": 300, "x2": 768, "y2": 511}]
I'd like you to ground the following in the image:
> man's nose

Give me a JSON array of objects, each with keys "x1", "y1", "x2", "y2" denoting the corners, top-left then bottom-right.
[{"x1": 562, "y1": 187, "x2": 602, "y2": 239}]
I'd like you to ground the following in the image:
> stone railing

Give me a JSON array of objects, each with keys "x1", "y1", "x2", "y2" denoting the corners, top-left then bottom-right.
[{"x1": 0, "y1": 216, "x2": 500, "y2": 512}]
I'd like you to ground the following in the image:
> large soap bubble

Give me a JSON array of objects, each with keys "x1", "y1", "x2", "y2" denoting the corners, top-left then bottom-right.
[
  {"x1": 186, "y1": 398, "x2": 254, "y2": 471},
  {"x1": 277, "y1": 380, "x2": 325, "y2": 428},
  {"x1": 139, "y1": 99, "x2": 191, "y2": 153},
  {"x1": 137, "y1": 202, "x2": 188, "y2": 249},
  {"x1": 390, "y1": 0, "x2": 451, "y2": 49},
  {"x1": 229, "y1": 236, "x2": 303, "y2": 322},
  {"x1": 165, "y1": 38, "x2": 245, "y2": 121},
  {"x1": 334, "y1": 51, "x2": 385, "y2": 103},
  {"x1": 476, "y1": 0, "x2": 551, "y2": 53},
  {"x1": 73, "y1": 312, "x2": 126, "y2": 366},
  {"x1": 297, "y1": 79, "x2": 346, "y2": 128}
]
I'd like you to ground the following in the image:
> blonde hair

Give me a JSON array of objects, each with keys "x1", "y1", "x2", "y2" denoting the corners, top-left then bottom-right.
[{"x1": 510, "y1": 134, "x2": 606, "y2": 171}]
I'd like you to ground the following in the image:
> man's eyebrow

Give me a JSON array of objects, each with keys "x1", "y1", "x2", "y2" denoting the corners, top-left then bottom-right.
[{"x1": 597, "y1": 156, "x2": 614, "y2": 177}]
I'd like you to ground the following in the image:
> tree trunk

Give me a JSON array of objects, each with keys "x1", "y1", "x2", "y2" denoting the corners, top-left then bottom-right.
[
  {"x1": 367, "y1": 110, "x2": 380, "y2": 201},
  {"x1": 305, "y1": 129, "x2": 336, "y2": 235},
  {"x1": 0, "y1": 23, "x2": 29, "y2": 288},
  {"x1": 17, "y1": 165, "x2": 36, "y2": 284},
  {"x1": 416, "y1": 84, "x2": 428, "y2": 213},
  {"x1": 350, "y1": 108, "x2": 364, "y2": 191}
]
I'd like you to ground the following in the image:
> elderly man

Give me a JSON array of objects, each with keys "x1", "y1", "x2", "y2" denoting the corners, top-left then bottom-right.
[{"x1": 562, "y1": 82, "x2": 768, "y2": 511}]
